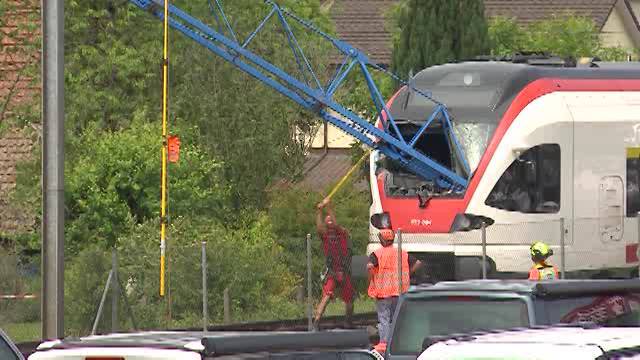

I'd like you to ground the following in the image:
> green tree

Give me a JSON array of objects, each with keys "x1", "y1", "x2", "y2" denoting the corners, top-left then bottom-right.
[
  {"x1": 168, "y1": 0, "x2": 334, "y2": 209},
  {"x1": 62, "y1": 121, "x2": 229, "y2": 256},
  {"x1": 390, "y1": 0, "x2": 490, "y2": 77},
  {"x1": 489, "y1": 15, "x2": 637, "y2": 60},
  {"x1": 64, "y1": 0, "x2": 162, "y2": 135}
]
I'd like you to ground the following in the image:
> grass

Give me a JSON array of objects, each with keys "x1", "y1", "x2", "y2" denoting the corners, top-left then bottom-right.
[
  {"x1": 324, "y1": 296, "x2": 375, "y2": 317},
  {"x1": 2, "y1": 322, "x2": 41, "y2": 343}
]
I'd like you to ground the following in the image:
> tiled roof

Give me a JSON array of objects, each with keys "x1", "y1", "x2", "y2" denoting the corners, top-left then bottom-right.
[
  {"x1": 330, "y1": 0, "x2": 397, "y2": 65},
  {"x1": 294, "y1": 149, "x2": 368, "y2": 192},
  {"x1": 0, "y1": 0, "x2": 40, "y2": 114},
  {"x1": 329, "y1": 0, "x2": 620, "y2": 65},
  {"x1": 0, "y1": 128, "x2": 36, "y2": 235}
]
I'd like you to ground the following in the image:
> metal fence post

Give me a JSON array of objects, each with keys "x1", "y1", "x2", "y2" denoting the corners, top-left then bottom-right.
[
  {"x1": 202, "y1": 241, "x2": 208, "y2": 332},
  {"x1": 306, "y1": 233, "x2": 312, "y2": 332},
  {"x1": 481, "y1": 222, "x2": 487, "y2": 279},
  {"x1": 112, "y1": 249, "x2": 118, "y2": 332},
  {"x1": 91, "y1": 270, "x2": 113, "y2": 335},
  {"x1": 223, "y1": 288, "x2": 231, "y2": 324},
  {"x1": 560, "y1": 218, "x2": 566, "y2": 279},
  {"x1": 397, "y1": 229, "x2": 403, "y2": 296}
]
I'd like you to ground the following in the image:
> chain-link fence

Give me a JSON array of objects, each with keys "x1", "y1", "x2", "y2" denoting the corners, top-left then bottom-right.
[
  {"x1": 0, "y1": 249, "x2": 40, "y2": 344},
  {"x1": 4, "y1": 215, "x2": 640, "y2": 340},
  {"x1": 389, "y1": 215, "x2": 640, "y2": 283},
  {"x1": 51, "y1": 227, "x2": 376, "y2": 337}
]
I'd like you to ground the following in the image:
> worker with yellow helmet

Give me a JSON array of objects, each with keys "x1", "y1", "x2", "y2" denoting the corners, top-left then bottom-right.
[{"x1": 528, "y1": 241, "x2": 559, "y2": 280}]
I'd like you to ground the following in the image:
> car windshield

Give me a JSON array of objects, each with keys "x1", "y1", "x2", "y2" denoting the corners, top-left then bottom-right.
[
  {"x1": 546, "y1": 293, "x2": 640, "y2": 326},
  {"x1": 390, "y1": 297, "x2": 529, "y2": 355},
  {"x1": 0, "y1": 332, "x2": 20, "y2": 360}
]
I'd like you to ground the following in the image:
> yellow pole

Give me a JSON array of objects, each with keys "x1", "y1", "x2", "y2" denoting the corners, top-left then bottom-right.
[
  {"x1": 326, "y1": 150, "x2": 369, "y2": 200},
  {"x1": 160, "y1": 0, "x2": 169, "y2": 297}
]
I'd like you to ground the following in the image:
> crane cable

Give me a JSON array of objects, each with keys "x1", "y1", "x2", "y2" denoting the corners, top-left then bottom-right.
[{"x1": 160, "y1": 0, "x2": 169, "y2": 297}]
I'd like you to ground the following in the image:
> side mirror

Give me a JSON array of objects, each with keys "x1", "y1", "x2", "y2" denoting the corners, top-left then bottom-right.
[{"x1": 370, "y1": 212, "x2": 391, "y2": 229}]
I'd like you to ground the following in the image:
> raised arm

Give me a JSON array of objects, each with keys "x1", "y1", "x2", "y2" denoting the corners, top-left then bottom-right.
[
  {"x1": 324, "y1": 198, "x2": 337, "y2": 224},
  {"x1": 316, "y1": 202, "x2": 325, "y2": 233}
]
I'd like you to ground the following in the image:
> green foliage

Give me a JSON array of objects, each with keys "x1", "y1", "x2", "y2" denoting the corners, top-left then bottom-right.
[
  {"x1": 64, "y1": 121, "x2": 229, "y2": 255},
  {"x1": 166, "y1": 0, "x2": 334, "y2": 208},
  {"x1": 488, "y1": 15, "x2": 638, "y2": 60},
  {"x1": 390, "y1": 0, "x2": 490, "y2": 77},
  {"x1": 64, "y1": 0, "x2": 162, "y2": 134},
  {"x1": 64, "y1": 215, "x2": 299, "y2": 334}
]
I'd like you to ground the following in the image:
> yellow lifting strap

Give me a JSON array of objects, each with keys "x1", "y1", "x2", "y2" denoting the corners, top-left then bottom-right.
[{"x1": 326, "y1": 150, "x2": 370, "y2": 200}]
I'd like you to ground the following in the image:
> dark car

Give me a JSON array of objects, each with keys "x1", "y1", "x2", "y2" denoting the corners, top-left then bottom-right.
[
  {"x1": 0, "y1": 329, "x2": 25, "y2": 360},
  {"x1": 386, "y1": 279, "x2": 640, "y2": 359}
]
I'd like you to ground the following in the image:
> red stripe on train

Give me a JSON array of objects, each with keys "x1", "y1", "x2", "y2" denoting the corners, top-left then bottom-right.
[{"x1": 377, "y1": 78, "x2": 640, "y2": 233}]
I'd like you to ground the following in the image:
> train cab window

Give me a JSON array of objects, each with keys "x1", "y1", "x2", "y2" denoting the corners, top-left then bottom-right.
[{"x1": 485, "y1": 144, "x2": 560, "y2": 213}]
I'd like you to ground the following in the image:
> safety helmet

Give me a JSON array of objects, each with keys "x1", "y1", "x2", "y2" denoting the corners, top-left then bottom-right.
[
  {"x1": 530, "y1": 241, "x2": 553, "y2": 260},
  {"x1": 378, "y1": 229, "x2": 395, "y2": 242}
]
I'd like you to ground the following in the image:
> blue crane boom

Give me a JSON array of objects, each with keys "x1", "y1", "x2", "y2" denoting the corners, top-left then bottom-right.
[{"x1": 128, "y1": 0, "x2": 470, "y2": 192}]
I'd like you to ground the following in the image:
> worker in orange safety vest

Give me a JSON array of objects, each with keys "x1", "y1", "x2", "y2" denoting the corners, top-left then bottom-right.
[
  {"x1": 528, "y1": 241, "x2": 559, "y2": 280},
  {"x1": 367, "y1": 228, "x2": 423, "y2": 354}
]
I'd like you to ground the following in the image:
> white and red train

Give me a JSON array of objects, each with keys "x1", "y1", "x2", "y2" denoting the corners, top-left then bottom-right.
[{"x1": 368, "y1": 58, "x2": 640, "y2": 280}]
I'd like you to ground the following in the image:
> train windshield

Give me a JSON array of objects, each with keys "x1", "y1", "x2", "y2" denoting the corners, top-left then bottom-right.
[
  {"x1": 383, "y1": 63, "x2": 515, "y2": 197},
  {"x1": 451, "y1": 122, "x2": 496, "y2": 175}
]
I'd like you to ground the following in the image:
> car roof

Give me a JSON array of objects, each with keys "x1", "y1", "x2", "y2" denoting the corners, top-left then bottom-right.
[
  {"x1": 421, "y1": 326, "x2": 640, "y2": 357},
  {"x1": 35, "y1": 329, "x2": 371, "y2": 357},
  {"x1": 408, "y1": 279, "x2": 640, "y2": 297}
]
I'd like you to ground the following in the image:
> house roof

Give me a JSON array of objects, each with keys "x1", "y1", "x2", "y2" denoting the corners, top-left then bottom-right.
[
  {"x1": 330, "y1": 0, "x2": 396, "y2": 66},
  {"x1": 299, "y1": 149, "x2": 365, "y2": 191},
  {"x1": 282, "y1": 148, "x2": 368, "y2": 192},
  {"x1": 328, "y1": 0, "x2": 629, "y2": 65}
]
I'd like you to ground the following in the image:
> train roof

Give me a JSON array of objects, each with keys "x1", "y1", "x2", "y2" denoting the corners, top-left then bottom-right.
[{"x1": 391, "y1": 59, "x2": 640, "y2": 124}]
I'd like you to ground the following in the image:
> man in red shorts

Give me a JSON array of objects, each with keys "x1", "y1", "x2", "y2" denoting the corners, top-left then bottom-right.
[{"x1": 312, "y1": 197, "x2": 354, "y2": 331}]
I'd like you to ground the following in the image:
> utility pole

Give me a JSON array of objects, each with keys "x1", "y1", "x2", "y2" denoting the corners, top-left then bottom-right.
[{"x1": 42, "y1": 0, "x2": 65, "y2": 339}]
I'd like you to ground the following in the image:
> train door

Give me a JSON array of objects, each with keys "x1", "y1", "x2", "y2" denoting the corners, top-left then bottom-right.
[{"x1": 568, "y1": 92, "x2": 632, "y2": 272}]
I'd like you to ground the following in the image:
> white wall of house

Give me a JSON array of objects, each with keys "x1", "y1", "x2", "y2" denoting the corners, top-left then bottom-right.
[{"x1": 600, "y1": 2, "x2": 636, "y2": 49}]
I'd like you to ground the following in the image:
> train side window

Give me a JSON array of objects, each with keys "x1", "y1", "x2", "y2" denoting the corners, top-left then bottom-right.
[
  {"x1": 626, "y1": 152, "x2": 640, "y2": 216},
  {"x1": 485, "y1": 144, "x2": 560, "y2": 214}
]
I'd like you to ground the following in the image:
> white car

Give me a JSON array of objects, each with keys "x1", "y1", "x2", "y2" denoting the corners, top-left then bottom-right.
[
  {"x1": 417, "y1": 325, "x2": 640, "y2": 360},
  {"x1": 27, "y1": 329, "x2": 380, "y2": 359}
]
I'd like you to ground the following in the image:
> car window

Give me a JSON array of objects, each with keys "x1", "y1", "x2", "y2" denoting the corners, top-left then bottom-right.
[
  {"x1": 0, "y1": 335, "x2": 20, "y2": 360},
  {"x1": 390, "y1": 297, "x2": 529, "y2": 355},
  {"x1": 546, "y1": 293, "x2": 640, "y2": 326}
]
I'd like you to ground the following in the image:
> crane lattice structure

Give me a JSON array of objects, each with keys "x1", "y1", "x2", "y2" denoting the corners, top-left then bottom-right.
[{"x1": 128, "y1": 0, "x2": 470, "y2": 191}]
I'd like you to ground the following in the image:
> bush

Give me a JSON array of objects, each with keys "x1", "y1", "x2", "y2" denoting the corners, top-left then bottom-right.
[{"x1": 64, "y1": 214, "x2": 301, "y2": 334}]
